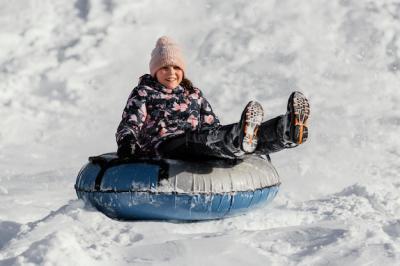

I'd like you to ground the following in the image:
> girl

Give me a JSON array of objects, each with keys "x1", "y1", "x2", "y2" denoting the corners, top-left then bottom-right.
[{"x1": 116, "y1": 36, "x2": 310, "y2": 160}]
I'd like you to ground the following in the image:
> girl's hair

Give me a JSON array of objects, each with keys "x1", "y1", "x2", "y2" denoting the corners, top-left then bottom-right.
[{"x1": 180, "y1": 77, "x2": 196, "y2": 94}]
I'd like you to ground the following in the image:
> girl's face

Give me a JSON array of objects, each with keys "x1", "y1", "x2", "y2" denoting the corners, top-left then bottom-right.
[{"x1": 155, "y1": 65, "x2": 183, "y2": 90}]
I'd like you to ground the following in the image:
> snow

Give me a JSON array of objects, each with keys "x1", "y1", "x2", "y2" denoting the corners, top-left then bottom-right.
[{"x1": 1, "y1": 0, "x2": 400, "y2": 265}]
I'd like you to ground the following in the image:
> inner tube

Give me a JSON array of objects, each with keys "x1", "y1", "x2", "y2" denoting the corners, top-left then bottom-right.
[{"x1": 75, "y1": 153, "x2": 280, "y2": 221}]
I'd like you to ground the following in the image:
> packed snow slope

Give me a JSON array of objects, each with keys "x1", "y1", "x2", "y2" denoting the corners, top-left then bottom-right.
[{"x1": 1, "y1": 0, "x2": 400, "y2": 265}]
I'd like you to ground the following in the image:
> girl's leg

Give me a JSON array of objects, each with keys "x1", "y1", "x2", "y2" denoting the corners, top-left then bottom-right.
[
  {"x1": 155, "y1": 124, "x2": 241, "y2": 160},
  {"x1": 158, "y1": 92, "x2": 310, "y2": 159},
  {"x1": 156, "y1": 101, "x2": 264, "y2": 160},
  {"x1": 256, "y1": 116, "x2": 287, "y2": 154}
]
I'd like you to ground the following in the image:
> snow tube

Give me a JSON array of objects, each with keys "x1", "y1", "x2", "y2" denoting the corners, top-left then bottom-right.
[{"x1": 74, "y1": 153, "x2": 280, "y2": 221}]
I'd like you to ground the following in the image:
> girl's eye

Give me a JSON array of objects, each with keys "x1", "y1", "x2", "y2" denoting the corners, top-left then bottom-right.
[{"x1": 173, "y1": 66, "x2": 181, "y2": 70}]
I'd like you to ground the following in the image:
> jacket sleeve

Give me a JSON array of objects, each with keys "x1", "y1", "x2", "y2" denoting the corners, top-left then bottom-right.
[
  {"x1": 115, "y1": 87, "x2": 148, "y2": 146},
  {"x1": 199, "y1": 92, "x2": 220, "y2": 129}
]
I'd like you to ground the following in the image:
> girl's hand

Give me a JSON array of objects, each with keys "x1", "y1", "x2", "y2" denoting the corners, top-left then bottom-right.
[{"x1": 117, "y1": 136, "x2": 137, "y2": 158}]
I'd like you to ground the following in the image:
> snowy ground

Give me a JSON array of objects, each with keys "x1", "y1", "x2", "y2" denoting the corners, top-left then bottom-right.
[{"x1": 1, "y1": 0, "x2": 400, "y2": 265}]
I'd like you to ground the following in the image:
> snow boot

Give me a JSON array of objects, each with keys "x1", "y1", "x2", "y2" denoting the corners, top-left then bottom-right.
[
  {"x1": 238, "y1": 101, "x2": 264, "y2": 153},
  {"x1": 283, "y1": 91, "x2": 310, "y2": 145}
]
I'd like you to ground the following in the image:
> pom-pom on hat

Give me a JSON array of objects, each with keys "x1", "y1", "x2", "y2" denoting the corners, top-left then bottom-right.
[{"x1": 149, "y1": 36, "x2": 186, "y2": 77}]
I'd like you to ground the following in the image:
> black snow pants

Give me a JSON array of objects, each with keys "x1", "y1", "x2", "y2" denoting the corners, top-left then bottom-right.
[{"x1": 156, "y1": 115, "x2": 288, "y2": 161}]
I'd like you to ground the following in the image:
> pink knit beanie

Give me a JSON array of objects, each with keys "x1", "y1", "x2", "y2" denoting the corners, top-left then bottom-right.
[{"x1": 149, "y1": 36, "x2": 186, "y2": 77}]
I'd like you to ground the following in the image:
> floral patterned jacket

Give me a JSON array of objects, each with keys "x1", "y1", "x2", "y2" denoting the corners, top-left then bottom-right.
[{"x1": 116, "y1": 74, "x2": 220, "y2": 155}]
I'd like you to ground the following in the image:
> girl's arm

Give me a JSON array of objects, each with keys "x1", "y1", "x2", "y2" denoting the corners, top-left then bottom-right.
[
  {"x1": 115, "y1": 87, "x2": 147, "y2": 154},
  {"x1": 199, "y1": 93, "x2": 220, "y2": 129}
]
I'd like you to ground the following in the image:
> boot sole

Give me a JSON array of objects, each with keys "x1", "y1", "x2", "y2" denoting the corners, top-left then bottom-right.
[
  {"x1": 241, "y1": 101, "x2": 264, "y2": 153},
  {"x1": 289, "y1": 92, "x2": 310, "y2": 144}
]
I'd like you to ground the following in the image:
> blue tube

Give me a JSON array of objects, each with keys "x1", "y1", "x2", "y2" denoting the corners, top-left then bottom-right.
[{"x1": 75, "y1": 153, "x2": 280, "y2": 221}]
